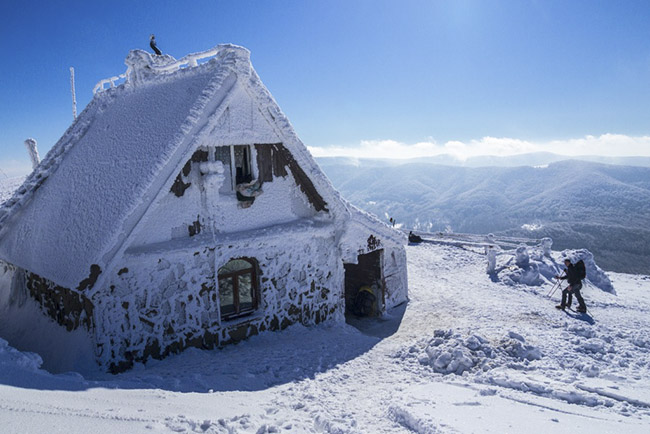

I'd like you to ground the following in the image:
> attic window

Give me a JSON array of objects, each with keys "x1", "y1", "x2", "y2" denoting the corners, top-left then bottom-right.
[
  {"x1": 214, "y1": 145, "x2": 257, "y2": 191},
  {"x1": 233, "y1": 145, "x2": 252, "y2": 185},
  {"x1": 218, "y1": 258, "x2": 259, "y2": 321}
]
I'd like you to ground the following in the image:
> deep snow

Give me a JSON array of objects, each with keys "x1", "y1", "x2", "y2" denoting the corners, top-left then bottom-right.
[{"x1": 1, "y1": 243, "x2": 649, "y2": 433}]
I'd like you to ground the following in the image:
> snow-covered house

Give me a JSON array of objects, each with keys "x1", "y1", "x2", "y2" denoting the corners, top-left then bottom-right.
[{"x1": 0, "y1": 45, "x2": 407, "y2": 372}]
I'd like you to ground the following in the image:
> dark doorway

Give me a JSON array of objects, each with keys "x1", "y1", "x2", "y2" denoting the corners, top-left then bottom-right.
[{"x1": 344, "y1": 249, "x2": 384, "y2": 319}]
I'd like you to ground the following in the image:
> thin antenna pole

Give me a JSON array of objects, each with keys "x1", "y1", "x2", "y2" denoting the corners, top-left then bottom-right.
[{"x1": 70, "y1": 67, "x2": 77, "y2": 120}]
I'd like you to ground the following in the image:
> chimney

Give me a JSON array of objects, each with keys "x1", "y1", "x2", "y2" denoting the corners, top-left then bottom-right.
[{"x1": 24, "y1": 138, "x2": 40, "y2": 170}]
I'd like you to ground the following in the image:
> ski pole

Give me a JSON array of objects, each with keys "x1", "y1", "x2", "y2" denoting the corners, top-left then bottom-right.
[
  {"x1": 548, "y1": 281, "x2": 562, "y2": 299},
  {"x1": 547, "y1": 273, "x2": 564, "y2": 297},
  {"x1": 549, "y1": 279, "x2": 562, "y2": 298},
  {"x1": 546, "y1": 281, "x2": 557, "y2": 297}
]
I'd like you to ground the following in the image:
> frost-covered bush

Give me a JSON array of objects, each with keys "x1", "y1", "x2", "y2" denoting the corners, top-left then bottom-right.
[
  {"x1": 498, "y1": 244, "x2": 548, "y2": 286},
  {"x1": 499, "y1": 261, "x2": 546, "y2": 286},
  {"x1": 515, "y1": 245, "x2": 530, "y2": 267},
  {"x1": 540, "y1": 237, "x2": 553, "y2": 256}
]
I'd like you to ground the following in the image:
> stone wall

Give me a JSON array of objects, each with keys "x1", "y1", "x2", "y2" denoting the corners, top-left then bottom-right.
[
  {"x1": 94, "y1": 232, "x2": 343, "y2": 372},
  {"x1": 25, "y1": 271, "x2": 94, "y2": 332}
]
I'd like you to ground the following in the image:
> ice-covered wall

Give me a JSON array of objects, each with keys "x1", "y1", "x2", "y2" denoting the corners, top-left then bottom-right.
[
  {"x1": 93, "y1": 224, "x2": 342, "y2": 371},
  {"x1": 0, "y1": 262, "x2": 94, "y2": 334},
  {"x1": 208, "y1": 83, "x2": 282, "y2": 145},
  {"x1": 383, "y1": 246, "x2": 409, "y2": 309},
  {"x1": 128, "y1": 145, "x2": 317, "y2": 247},
  {"x1": 340, "y1": 207, "x2": 409, "y2": 311},
  {"x1": 0, "y1": 261, "x2": 96, "y2": 373},
  {"x1": 125, "y1": 79, "x2": 321, "y2": 247},
  {"x1": 92, "y1": 140, "x2": 405, "y2": 370}
]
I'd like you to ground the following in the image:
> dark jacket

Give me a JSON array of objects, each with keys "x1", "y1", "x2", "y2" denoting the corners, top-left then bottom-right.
[{"x1": 560, "y1": 263, "x2": 582, "y2": 285}]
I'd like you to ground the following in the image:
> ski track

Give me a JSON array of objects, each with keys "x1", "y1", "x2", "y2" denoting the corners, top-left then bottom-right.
[{"x1": 1, "y1": 243, "x2": 649, "y2": 432}]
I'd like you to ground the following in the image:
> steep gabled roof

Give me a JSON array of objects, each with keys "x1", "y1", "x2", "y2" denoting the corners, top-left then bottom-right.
[
  {"x1": 0, "y1": 46, "x2": 249, "y2": 288},
  {"x1": 0, "y1": 44, "x2": 401, "y2": 290}
]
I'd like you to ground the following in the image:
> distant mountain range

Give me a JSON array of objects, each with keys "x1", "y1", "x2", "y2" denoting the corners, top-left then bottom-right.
[
  {"x1": 317, "y1": 152, "x2": 650, "y2": 169},
  {"x1": 318, "y1": 155, "x2": 650, "y2": 274}
]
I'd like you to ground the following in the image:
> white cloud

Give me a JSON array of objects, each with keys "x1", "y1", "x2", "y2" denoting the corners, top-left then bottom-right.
[
  {"x1": 545, "y1": 134, "x2": 650, "y2": 157},
  {"x1": 308, "y1": 134, "x2": 650, "y2": 160}
]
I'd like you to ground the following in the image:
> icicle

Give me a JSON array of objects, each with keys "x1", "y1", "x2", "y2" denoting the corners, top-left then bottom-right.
[
  {"x1": 70, "y1": 67, "x2": 77, "y2": 120},
  {"x1": 24, "y1": 138, "x2": 40, "y2": 170}
]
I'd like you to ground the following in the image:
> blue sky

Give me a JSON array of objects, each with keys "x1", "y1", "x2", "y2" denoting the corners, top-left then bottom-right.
[{"x1": 1, "y1": 0, "x2": 650, "y2": 174}]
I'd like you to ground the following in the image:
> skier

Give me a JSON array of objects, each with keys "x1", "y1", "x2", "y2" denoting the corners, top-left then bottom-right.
[{"x1": 555, "y1": 258, "x2": 587, "y2": 313}]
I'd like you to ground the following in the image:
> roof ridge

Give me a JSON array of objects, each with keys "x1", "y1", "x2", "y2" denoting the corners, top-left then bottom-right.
[{"x1": 94, "y1": 44, "x2": 250, "y2": 94}]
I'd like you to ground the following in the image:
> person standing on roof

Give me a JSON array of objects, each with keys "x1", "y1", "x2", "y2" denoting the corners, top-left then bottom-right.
[
  {"x1": 555, "y1": 258, "x2": 587, "y2": 313},
  {"x1": 150, "y1": 34, "x2": 162, "y2": 55}
]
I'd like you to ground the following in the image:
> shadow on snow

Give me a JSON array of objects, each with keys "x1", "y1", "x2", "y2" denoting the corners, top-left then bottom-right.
[
  {"x1": 0, "y1": 303, "x2": 406, "y2": 394},
  {"x1": 563, "y1": 309, "x2": 596, "y2": 325}
]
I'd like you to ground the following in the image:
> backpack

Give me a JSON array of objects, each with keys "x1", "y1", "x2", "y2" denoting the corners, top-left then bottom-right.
[{"x1": 575, "y1": 260, "x2": 586, "y2": 280}]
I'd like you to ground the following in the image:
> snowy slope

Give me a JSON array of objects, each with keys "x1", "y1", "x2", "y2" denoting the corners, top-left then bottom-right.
[{"x1": 1, "y1": 243, "x2": 649, "y2": 433}]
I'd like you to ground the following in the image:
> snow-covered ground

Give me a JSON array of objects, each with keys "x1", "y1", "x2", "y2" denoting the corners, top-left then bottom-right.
[{"x1": 1, "y1": 243, "x2": 649, "y2": 433}]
